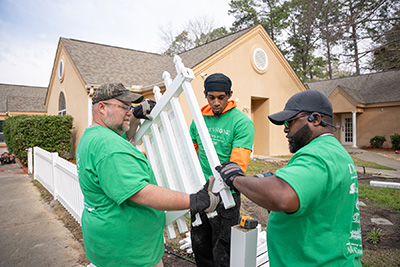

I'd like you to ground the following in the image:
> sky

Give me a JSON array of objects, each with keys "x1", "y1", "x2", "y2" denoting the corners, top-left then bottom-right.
[{"x1": 0, "y1": 0, "x2": 235, "y2": 87}]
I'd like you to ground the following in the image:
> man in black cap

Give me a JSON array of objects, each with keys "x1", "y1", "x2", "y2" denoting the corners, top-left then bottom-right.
[
  {"x1": 76, "y1": 82, "x2": 219, "y2": 267},
  {"x1": 216, "y1": 90, "x2": 363, "y2": 266},
  {"x1": 189, "y1": 73, "x2": 254, "y2": 266}
]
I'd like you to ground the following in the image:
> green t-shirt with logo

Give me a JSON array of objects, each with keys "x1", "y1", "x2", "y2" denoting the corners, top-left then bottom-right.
[
  {"x1": 76, "y1": 126, "x2": 164, "y2": 267},
  {"x1": 190, "y1": 107, "x2": 254, "y2": 179},
  {"x1": 268, "y1": 135, "x2": 363, "y2": 266}
]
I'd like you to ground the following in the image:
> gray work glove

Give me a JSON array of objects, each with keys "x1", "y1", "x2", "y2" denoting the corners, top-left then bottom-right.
[
  {"x1": 190, "y1": 176, "x2": 220, "y2": 214},
  {"x1": 131, "y1": 99, "x2": 156, "y2": 120},
  {"x1": 215, "y1": 161, "x2": 245, "y2": 191}
]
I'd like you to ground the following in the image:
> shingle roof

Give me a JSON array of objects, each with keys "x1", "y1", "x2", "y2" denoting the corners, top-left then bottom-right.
[
  {"x1": 61, "y1": 38, "x2": 171, "y2": 88},
  {"x1": 0, "y1": 84, "x2": 47, "y2": 113},
  {"x1": 306, "y1": 70, "x2": 400, "y2": 104},
  {"x1": 179, "y1": 27, "x2": 253, "y2": 68},
  {"x1": 60, "y1": 27, "x2": 253, "y2": 89}
]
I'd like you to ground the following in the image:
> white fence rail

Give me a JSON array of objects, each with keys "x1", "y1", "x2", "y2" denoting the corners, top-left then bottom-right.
[{"x1": 32, "y1": 146, "x2": 84, "y2": 224}]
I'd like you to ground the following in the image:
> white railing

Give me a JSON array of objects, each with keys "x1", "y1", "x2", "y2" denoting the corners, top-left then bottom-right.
[{"x1": 32, "y1": 146, "x2": 84, "y2": 225}]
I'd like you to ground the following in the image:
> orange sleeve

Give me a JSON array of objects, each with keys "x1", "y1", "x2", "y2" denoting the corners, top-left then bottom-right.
[
  {"x1": 229, "y1": 147, "x2": 252, "y2": 174},
  {"x1": 193, "y1": 143, "x2": 199, "y2": 153}
]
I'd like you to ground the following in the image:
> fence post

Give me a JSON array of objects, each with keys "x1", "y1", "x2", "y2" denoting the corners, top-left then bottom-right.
[
  {"x1": 33, "y1": 147, "x2": 37, "y2": 180},
  {"x1": 27, "y1": 147, "x2": 33, "y2": 174},
  {"x1": 230, "y1": 225, "x2": 258, "y2": 267},
  {"x1": 52, "y1": 152, "x2": 59, "y2": 200}
]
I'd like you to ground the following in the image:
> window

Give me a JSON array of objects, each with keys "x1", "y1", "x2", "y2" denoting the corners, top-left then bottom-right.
[
  {"x1": 58, "y1": 59, "x2": 64, "y2": 81},
  {"x1": 58, "y1": 91, "x2": 66, "y2": 116},
  {"x1": 344, "y1": 118, "x2": 353, "y2": 143}
]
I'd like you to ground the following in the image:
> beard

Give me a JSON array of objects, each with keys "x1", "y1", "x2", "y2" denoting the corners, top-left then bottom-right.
[
  {"x1": 288, "y1": 123, "x2": 313, "y2": 153},
  {"x1": 104, "y1": 109, "x2": 129, "y2": 135},
  {"x1": 211, "y1": 107, "x2": 223, "y2": 117}
]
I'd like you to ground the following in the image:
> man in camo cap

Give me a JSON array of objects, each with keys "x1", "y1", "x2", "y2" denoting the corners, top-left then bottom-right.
[{"x1": 77, "y1": 82, "x2": 218, "y2": 267}]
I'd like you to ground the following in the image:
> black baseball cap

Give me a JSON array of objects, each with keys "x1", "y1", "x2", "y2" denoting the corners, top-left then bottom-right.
[
  {"x1": 268, "y1": 90, "x2": 333, "y2": 125},
  {"x1": 92, "y1": 82, "x2": 144, "y2": 104},
  {"x1": 204, "y1": 73, "x2": 232, "y2": 93}
]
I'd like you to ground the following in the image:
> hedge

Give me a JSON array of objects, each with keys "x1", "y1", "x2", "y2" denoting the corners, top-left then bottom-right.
[
  {"x1": 369, "y1": 135, "x2": 386, "y2": 149},
  {"x1": 391, "y1": 133, "x2": 400, "y2": 150},
  {"x1": 3, "y1": 115, "x2": 73, "y2": 165}
]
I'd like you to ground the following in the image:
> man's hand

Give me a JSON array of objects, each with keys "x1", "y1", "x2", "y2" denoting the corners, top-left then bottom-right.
[
  {"x1": 215, "y1": 161, "x2": 244, "y2": 191},
  {"x1": 131, "y1": 99, "x2": 156, "y2": 120},
  {"x1": 190, "y1": 176, "x2": 220, "y2": 214}
]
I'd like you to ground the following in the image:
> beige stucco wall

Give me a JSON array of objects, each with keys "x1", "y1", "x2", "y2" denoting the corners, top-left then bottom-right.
[
  {"x1": 46, "y1": 42, "x2": 89, "y2": 156},
  {"x1": 356, "y1": 103, "x2": 400, "y2": 148}
]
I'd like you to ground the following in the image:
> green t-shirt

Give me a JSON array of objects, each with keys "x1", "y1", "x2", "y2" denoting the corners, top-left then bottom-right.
[
  {"x1": 268, "y1": 136, "x2": 363, "y2": 266},
  {"x1": 76, "y1": 126, "x2": 164, "y2": 267},
  {"x1": 190, "y1": 107, "x2": 254, "y2": 179}
]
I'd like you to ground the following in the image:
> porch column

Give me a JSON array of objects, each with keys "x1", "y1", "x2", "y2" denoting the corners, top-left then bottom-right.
[
  {"x1": 88, "y1": 87, "x2": 94, "y2": 127},
  {"x1": 88, "y1": 97, "x2": 92, "y2": 127},
  {"x1": 352, "y1": 111, "x2": 357, "y2": 148}
]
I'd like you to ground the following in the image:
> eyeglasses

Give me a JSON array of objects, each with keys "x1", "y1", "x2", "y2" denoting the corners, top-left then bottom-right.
[
  {"x1": 283, "y1": 114, "x2": 309, "y2": 128},
  {"x1": 102, "y1": 102, "x2": 130, "y2": 112}
]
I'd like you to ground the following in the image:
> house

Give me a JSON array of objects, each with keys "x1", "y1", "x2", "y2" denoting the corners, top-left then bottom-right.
[
  {"x1": 306, "y1": 70, "x2": 400, "y2": 149},
  {"x1": 45, "y1": 25, "x2": 306, "y2": 157},
  {"x1": 0, "y1": 84, "x2": 47, "y2": 143}
]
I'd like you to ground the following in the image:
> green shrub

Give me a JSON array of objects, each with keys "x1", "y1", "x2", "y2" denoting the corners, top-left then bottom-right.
[
  {"x1": 369, "y1": 136, "x2": 386, "y2": 148},
  {"x1": 390, "y1": 133, "x2": 400, "y2": 150},
  {"x1": 3, "y1": 115, "x2": 73, "y2": 165}
]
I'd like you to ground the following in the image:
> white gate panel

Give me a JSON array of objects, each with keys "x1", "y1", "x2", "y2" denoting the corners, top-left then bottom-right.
[{"x1": 133, "y1": 56, "x2": 235, "y2": 238}]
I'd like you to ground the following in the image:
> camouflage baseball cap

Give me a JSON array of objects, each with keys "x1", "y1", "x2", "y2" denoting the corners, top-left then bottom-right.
[{"x1": 92, "y1": 82, "x2": 144, "y2": 104}]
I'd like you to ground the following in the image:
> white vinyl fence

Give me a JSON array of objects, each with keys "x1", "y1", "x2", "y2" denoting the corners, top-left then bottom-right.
[{"x1": 32, "y1": 146, "x2": 84, "y2": 224}]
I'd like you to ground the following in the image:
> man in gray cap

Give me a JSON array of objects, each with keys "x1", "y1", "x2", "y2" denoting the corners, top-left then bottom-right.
[
  {"x1": 189, "y1": 73, "x2": 254, "y2": 266},
  {"x1": 216, "y1": 90, "x2": 363, "y2": 266},
  {"x1": 76, "y1": 82, "x2": 218, "y2": 267}
]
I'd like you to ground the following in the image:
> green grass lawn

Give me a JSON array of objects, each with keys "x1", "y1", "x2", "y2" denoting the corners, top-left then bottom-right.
[
  {"x1": 358, "y1": 183, "x2": 400, "y2": 211},
  {"x1": 247, "y1": 158, "x2": 400, "y2": 211}
]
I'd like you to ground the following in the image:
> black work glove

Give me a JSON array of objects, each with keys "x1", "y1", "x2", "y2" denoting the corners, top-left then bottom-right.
[
  {"x1": 215, "y1": 161, "x2": 244, "y2": 191},
  {"x1": 131, "y1": 99, "x2": 156, "y2": 120},
  {"x1": 190, "y1": 176, "x2": 220, "y2": 214}
]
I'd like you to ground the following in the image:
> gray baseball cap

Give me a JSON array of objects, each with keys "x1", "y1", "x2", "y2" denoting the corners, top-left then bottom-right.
[
  {"x1": 92, "y1": 82, "x2": 144, "y2": 104},
  {"x1": 268, "y1": 90, "x2": 333, "y2": 125}
]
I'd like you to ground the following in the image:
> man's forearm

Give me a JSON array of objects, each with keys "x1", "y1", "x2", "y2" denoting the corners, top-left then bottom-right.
[
  {"x1": 129, "y1": 184, "x2": 190, "y2": 211},
  {"x1": 233, "y1": 175, "x2": 299, "y2": 213},
  {"x1": 230, "y1": 147, "x2": 252, "y2": 173},
  {"x1": 126, "y1": 117, "x2": 141, "y2": 142}
]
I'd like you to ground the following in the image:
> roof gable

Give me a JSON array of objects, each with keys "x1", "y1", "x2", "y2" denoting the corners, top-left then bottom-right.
[
  {"x1": 306, "y1": 70, "x2": 400, "y2": 104},
  {"x1": 329, "y1": 86, "x2": 359, "y2": 112}
]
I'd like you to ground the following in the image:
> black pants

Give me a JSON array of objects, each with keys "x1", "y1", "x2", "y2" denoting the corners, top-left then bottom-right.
[{"x1": 190, "y1": 193, "x2": 241, "y2": 267}]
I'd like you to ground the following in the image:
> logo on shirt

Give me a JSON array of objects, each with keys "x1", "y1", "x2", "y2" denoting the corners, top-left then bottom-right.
[{"x1": 208, "y1": 127, "x2": 231, "y2": 136}]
